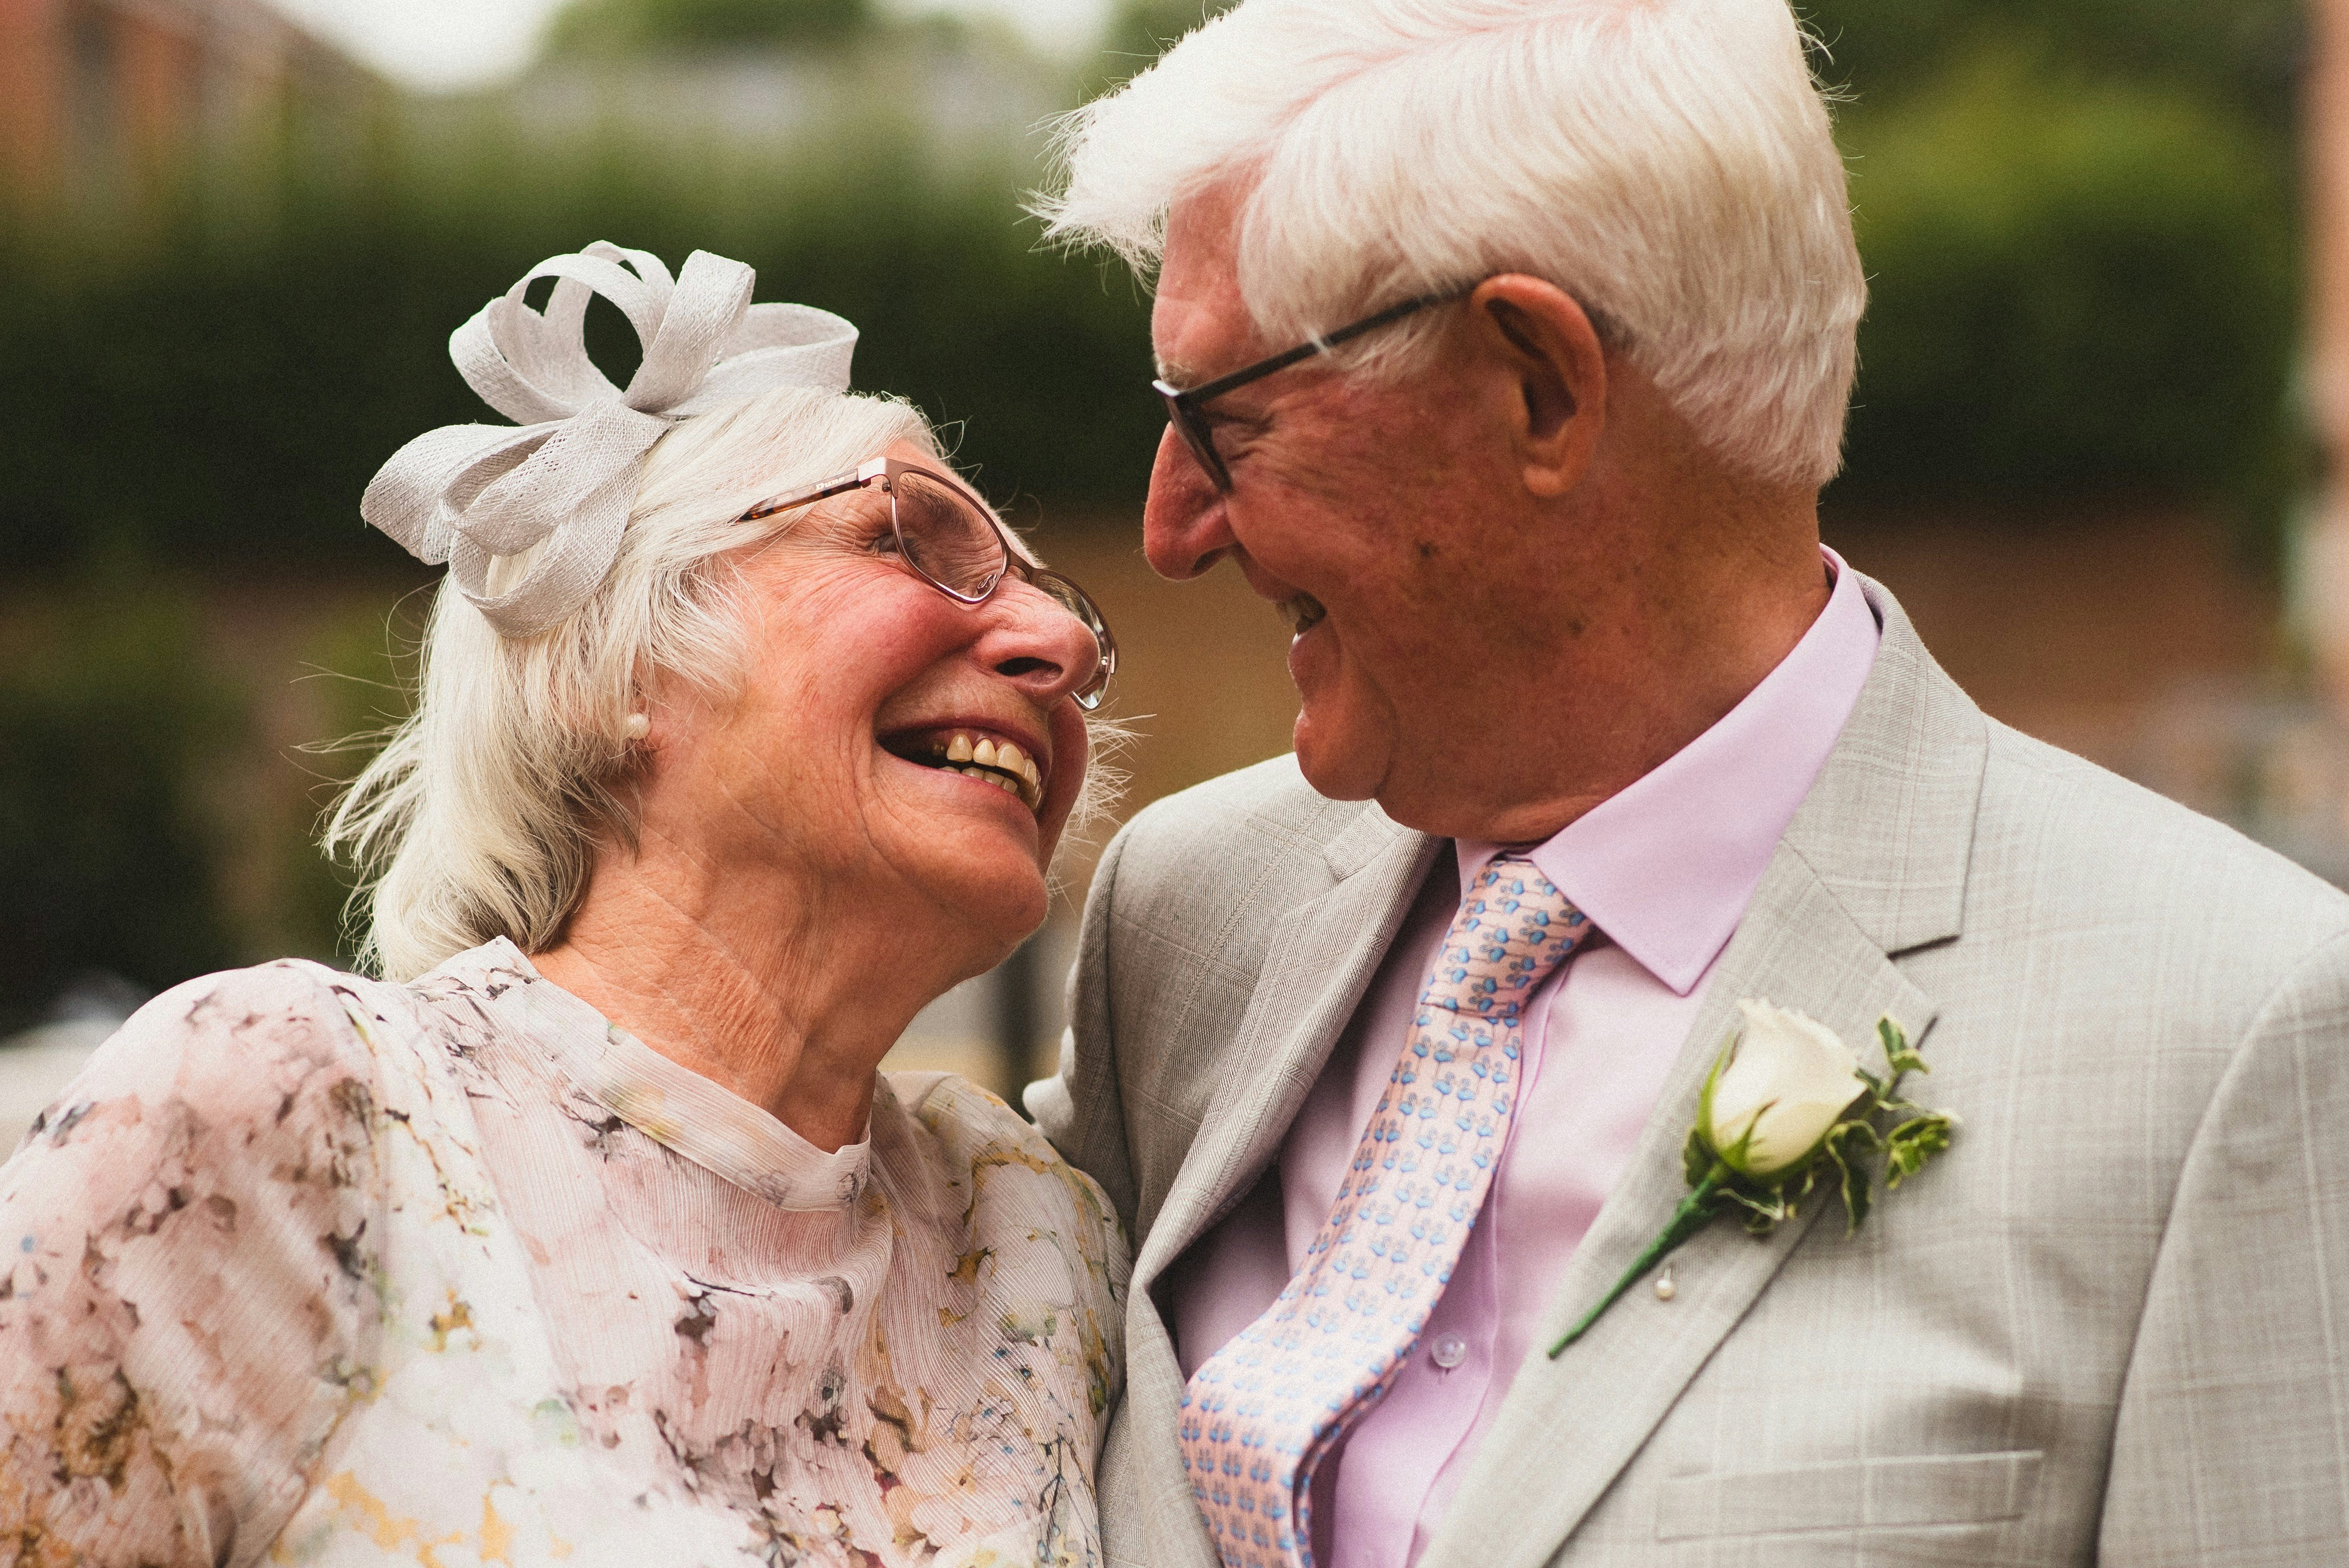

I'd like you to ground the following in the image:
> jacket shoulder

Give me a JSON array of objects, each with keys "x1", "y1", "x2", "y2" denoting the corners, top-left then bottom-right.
[
  {"x1": 1117, "y1": 753, "x2": 1362, "y2": 853},
  {"x1": 1957, "y1": 723, "x2": 2349, "y2": 1023},
  {"x1": 1978, "y1": 720, "x2": 2349, "y2": 933},
  {"x1": 1099, "y1": 753, "x2": 1390, "y2": 930}
]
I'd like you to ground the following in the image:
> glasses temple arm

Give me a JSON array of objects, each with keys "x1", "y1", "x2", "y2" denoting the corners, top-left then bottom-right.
[
  {"x1": 1171, "y1": 283, "x2": 1480, "y2": 409},
  {"x1": 738, "y1": 471, "x2": 869, "y2": 523}
]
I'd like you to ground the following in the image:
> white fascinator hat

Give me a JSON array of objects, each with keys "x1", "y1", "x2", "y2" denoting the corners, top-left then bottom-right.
[{"x1": 362, "y1": 241, "x2": 859, "y2": 638}]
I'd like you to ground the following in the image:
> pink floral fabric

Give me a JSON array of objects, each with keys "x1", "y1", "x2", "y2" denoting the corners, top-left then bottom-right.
[{"x1": 0, "y1": 940, "x2": 1126, "y2": 1568}]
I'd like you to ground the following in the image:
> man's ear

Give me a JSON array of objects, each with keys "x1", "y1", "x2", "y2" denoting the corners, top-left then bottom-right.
[{"x1": 1466, "y1": 275, "x2": 1609, "y2": 499}]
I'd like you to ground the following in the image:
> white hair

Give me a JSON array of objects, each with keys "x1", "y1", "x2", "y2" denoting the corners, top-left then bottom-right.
[
  {"x1": 1037, "y1": 0, "x2": 1867, "y2": 488},
  {"x1": 326, "y1": 386, "x2": 1115, "y2": 983}
]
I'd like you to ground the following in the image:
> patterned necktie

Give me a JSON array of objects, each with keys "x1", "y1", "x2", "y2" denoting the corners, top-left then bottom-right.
[{"x1": 1179, "y1": 857, "x2": 1595, "y2": 1568}]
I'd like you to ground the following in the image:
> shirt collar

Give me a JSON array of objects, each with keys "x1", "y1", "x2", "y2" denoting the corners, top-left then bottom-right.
[
  {"x1": 1455, "y1": 548, "x2": 1881, "y2": 996},
  {"x1": 441, "y1": 939, "x2": 873, "y2": 1212}
]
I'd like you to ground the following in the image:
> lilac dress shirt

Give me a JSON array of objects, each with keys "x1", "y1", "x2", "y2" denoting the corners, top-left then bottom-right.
[{"x1": 1168, "y1": 550, "x2": 1883, "y2": 1568}]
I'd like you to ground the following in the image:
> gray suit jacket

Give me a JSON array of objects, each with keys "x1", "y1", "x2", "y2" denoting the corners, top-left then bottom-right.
[{"x1": 1029, "y1": 578, "x2": 2349, "y2": 1566}]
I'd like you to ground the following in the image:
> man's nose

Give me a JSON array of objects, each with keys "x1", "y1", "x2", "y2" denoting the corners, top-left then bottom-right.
[{"x1": 1142, "y1": 424, "x2": 1238, "y2": 581}]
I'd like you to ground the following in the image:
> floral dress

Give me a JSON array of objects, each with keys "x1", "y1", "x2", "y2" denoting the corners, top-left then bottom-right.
[{"x1": 0, "y1": 940, "x2": 1127, "y2": 1568}]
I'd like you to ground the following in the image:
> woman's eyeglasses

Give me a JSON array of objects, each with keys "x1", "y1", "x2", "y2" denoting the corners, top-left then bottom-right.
[{"x1": 735, "y1": 456, "x2": 1117, "y2": 711}]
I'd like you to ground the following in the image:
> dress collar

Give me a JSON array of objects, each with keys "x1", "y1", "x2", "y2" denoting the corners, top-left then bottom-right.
[
  {"x1": 439, "y1": 939, "x2": 872, "y2": 1213},
  {"x1": 1456, "y1": 548, "x2": 1882, "y2": 996}
]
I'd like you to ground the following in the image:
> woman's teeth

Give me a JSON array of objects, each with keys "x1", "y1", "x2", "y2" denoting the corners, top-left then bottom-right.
[
  {"x1": 931, "y1": 732, "x2": 1044, "y2": 810},
  {"x1": 1281, "y1": 594, "x2": 1328, "y2": 635}
]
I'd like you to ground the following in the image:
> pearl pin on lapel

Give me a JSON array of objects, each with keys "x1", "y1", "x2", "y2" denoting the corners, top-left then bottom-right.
[{"x1": 1653, "y1": 1265, "x2": 1677, "y2": 1302}]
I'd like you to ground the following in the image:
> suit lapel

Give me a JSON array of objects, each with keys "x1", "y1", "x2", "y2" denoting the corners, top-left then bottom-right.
[
  {"x1": 1415, "y1": 852, "x2": 1938, "y2": 1568},
  {"x1": 1418, "y1": 578, "x2": 1990, "y2": 1568},
  {"x1": 1131, "y1": 805, "x2": 1443, "y2": 1295}
]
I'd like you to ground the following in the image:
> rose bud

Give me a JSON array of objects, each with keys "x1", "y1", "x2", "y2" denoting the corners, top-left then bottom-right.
[{"x1": 1700, "y1": 999, "x2": 1873, "y2": 1179}]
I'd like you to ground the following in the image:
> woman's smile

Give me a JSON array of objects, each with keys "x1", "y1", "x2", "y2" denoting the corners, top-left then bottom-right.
[{"x1": 878, "y1": 724, "x2": 1052, "y2": 814}]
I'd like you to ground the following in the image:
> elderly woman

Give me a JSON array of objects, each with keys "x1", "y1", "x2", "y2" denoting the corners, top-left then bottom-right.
[{"x1": 0, "y1": 245, "x2": 1127, "y2": 1568}]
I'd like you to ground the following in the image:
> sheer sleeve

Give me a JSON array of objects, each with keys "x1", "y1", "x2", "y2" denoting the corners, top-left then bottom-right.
[{"x1": 0, "y1": 963, "x2": 388, "y2": 1568}]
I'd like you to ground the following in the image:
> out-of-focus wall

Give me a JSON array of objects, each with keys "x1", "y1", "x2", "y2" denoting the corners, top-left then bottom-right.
[{"x1": 0, "y1": 0, "x2": 377, "y2": 210}]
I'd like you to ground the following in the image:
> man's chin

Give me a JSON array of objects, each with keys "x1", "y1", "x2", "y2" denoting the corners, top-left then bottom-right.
[{"x1": 1290, "y1": 715, "x2": 1383, "y2": 804}]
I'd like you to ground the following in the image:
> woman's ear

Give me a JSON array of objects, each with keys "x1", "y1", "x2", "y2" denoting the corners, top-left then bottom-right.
[{"x1": 1466, "y1": 275, "x2": 1610, "y2": 499}]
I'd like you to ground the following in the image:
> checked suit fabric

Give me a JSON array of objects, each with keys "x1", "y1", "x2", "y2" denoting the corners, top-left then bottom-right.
[{"x1": 1175, "y1": 856, "x2": 1596, "y2": 1568}]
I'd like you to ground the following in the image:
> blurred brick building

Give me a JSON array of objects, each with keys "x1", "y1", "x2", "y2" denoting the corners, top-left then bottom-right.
[{"x1": 0, "y1": 0, "x2": 376, "y2": 208}]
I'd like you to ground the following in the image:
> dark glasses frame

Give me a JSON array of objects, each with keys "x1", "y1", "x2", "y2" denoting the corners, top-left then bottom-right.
[
  {"x1": 1151, "y1": 281, "x2": 1481, "y2": 491},
  {"x1": 736, "y1": 455, "x2": 1117, "y2": 711}
]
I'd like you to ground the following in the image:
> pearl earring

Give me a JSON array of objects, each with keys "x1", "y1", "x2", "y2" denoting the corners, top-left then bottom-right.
[{"x1": 623, "y1": 713, "x2": 650, "y2": 741}]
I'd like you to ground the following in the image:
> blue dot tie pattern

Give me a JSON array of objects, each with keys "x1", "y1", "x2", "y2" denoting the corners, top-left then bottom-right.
[{"x1": 1176, "y1": 857, "x2": 1595, "y2": 1568}]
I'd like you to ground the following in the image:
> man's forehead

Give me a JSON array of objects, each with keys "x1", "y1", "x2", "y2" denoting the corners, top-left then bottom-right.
[{"x1": 1152, "y1": 186, "x2": 1262, "y2": 382}]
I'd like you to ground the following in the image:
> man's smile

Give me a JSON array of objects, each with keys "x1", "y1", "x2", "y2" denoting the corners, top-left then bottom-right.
[{"x1": 1279, "y1": 593, "x2": 1328, "y2": 635}]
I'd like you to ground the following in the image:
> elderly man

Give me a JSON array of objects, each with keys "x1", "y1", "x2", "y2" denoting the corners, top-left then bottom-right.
[{"x1": 1027, "y1": 2, "x2": 2349, "y2": 1566}]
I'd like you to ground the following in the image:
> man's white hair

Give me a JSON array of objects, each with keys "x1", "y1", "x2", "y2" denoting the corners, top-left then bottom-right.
[
  {"x1": 1038, "y1": 0, "x2": 1867, "y2": 488},
  {"x1": 326, "y1": 385, "x2": 1116, "y2": 983}
]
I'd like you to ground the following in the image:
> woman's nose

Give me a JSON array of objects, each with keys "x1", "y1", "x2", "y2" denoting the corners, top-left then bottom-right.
[
  {"x1": 1142, "y1": 424, "x2": 1238, "y2": 581},
  {"x1": 977, "y1": 578, "x2": 1103, "y2": 706}
]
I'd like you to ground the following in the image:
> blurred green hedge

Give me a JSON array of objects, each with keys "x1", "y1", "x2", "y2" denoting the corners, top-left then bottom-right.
[
  {"x1": 0, "y1": 582, "x2": 245, "y2": 1033},
  {"x1": 1802, "y1": 0, "x2": 2303, "y2": 130},
  {"x1": 0, "y1": 130, "x2": 1163, "y2": 578},
  {"x1": 1835, "y1": 48, "x2": 2302, "y2": 523}
]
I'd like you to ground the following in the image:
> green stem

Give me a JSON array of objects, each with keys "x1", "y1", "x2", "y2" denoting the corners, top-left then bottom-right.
[{"x1": 1547, "y1": 1164, "x2": 1729, "y2": 1358}]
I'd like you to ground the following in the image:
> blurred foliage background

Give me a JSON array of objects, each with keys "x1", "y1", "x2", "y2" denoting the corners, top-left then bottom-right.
[
  {"x1": 0, "y1": 0, "x2": 2325, "y2": 1039},
  {"x1": 1813, "y1": 0, "x2": 2307, "y2": 522}
]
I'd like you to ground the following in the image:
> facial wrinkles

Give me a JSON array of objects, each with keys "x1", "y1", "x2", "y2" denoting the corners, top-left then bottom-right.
[
  {"x1": 1283, "y1": 368, "x2": 1522, "y2": 793},
  {"x1": 692, "y1": 564, "x2": 917, "y2": 878},
  {"x1": 1229, "y1": 374, "x2": 1392, "y2": 588}
]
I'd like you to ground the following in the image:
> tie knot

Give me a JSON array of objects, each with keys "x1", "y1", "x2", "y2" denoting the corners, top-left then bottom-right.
[{"x1": 1421, "y1": 856, "x2": 1594, "y2": 1021}]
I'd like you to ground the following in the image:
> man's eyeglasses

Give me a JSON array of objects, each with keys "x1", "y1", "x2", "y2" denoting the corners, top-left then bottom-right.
[
  {"x1": 735, "y1": 456, "x2": 1117, "y2": 711},
  {"x1": 1152, "y1": 283, "x2": 1478, "y2": 492}
]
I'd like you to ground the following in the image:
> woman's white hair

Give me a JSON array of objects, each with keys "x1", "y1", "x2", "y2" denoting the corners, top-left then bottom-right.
[
  {"x1": 1037, "y1": 0, "x2": 1866, "y2": 488},
  {"x1": 327, "y1": 385, "x2": 1105, "y2": 983}
]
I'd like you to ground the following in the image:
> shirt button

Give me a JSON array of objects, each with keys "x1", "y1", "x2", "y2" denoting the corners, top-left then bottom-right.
[{"x1": 1430, "y1": 1333, "x2": 1468, "y2": 1370}]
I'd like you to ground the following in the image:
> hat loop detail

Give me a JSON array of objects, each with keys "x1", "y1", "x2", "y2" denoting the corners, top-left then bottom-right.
[{"x1": 362, "y1": 241, "x2": 857, "y2": 637}]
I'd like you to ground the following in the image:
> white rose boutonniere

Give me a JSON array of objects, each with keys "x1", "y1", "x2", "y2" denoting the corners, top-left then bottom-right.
[{"x1": 1548, "y1": 1002, "x2": 1957, "y2": 1356}]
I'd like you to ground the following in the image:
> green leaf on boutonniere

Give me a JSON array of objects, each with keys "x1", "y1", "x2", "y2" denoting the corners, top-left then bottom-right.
[
  {"x1": 1682, "y1": 1124, "x2": 1715, "y2": 1188},
  {"x1": 1886, "y1": 1112, "x2": 1955, "y2": 1189},
  {"x1": 1879, "y1": 1015, "x2": 1931, "y2": 1079},
  {"x1": 1548, "y1": 1005, "x2": 1960, "y2": 1357},
  {"x1": 1722, "y1": 1182, "x2": 1801, "y2": 1236},
  {"x1": 1823, "y1": 1117, "x2": 1882, "y2": 1233}
]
